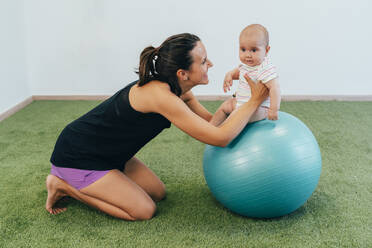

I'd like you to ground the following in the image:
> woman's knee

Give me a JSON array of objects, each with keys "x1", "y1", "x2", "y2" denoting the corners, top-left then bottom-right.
[
  {"x1": 152, "y1": 182, "x2": 166, "y2": 202},
  {"x1": 130, "y1": 200, "x2": 157, "y2": 220}
]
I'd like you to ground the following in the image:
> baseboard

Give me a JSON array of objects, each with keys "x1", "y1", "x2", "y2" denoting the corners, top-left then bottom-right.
[
  {"x1": 1, "y1": 94, "x2": 371, "y2": 123},
  {"x1": 32, "y1": 95, "x2": 110, "y2": 101},
  {"x1": 195, "y1": 95, "x2": 231, "y2": 101},
  {"x1": 0, "y1": 97, "x2": 33, "y2": 122}
]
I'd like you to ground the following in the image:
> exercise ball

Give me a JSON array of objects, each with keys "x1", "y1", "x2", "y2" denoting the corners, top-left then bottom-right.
[{"x1": 203, "y1": 111, "x2": 321, "y2": 218}]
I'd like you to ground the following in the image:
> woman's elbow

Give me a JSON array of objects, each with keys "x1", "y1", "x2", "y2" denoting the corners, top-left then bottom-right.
[
  {"x1": 204, "y1": 128, "x2": 232, "y2": 147},
  {"x1": 211, "y1": 136, "x2": 230, "y2": 147},
  {"x1": 216, "y1": 141, "x2": 229, "y2": 148}
]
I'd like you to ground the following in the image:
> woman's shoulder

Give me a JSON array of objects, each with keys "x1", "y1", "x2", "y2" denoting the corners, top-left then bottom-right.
[
  {"x1": 129, "y1": 80, "x2": 176, "y2": 113},
  {"x1": 137, "y1": 80, "x2": 173, "y2": 99}
]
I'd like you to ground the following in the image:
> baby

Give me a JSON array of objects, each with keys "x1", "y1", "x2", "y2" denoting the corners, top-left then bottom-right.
[{"x1": 223, "y1": 24, "x2": 281, "y2": 122}]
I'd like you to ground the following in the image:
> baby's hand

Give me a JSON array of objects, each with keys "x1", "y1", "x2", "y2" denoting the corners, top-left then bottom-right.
[
  {"x1": 223, "y1": 72, "x2": 234, "y2": 93},
  {"x1": 268, "y1": 109, "x2": 279, "y2": 120}
]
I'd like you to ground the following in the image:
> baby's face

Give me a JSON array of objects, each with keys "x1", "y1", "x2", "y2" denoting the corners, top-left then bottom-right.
[{"x1": 239, "y1": 33, "x2": 268, "y2": 67}]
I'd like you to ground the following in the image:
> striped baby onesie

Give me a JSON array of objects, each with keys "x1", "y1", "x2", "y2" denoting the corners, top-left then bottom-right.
[{"x1": 236, "y1": 56, "x2": 278, "y2": 108}]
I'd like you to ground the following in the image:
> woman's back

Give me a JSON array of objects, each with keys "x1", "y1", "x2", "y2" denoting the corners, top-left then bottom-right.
[{"x1": 50, "y1": 81, "x2": 170, "y2": 171}]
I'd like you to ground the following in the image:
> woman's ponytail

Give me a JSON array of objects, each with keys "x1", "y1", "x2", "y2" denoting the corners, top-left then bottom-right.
[{"x1": 138, "y1": 46, "x2": 158, "y2": 86}]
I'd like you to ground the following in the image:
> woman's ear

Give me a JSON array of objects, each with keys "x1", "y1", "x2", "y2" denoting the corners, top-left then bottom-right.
[{"x1": 176, "y1": 69, "x2": 189, "y2": 81}]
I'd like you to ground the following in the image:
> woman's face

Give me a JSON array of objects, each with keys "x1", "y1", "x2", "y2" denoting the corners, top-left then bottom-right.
[{"x1": 187, "y1": 41, "x2": 213, "y2": 86}]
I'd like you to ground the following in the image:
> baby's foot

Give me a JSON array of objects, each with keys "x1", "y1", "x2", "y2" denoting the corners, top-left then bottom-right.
[{"x1": 45, "y1": 175, "x2": 68, "y2": 215}]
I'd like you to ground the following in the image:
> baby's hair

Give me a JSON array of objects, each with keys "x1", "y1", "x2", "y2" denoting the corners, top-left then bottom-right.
[{"x1": 240, "y1": 24, "x2": 269, "y2": 47}]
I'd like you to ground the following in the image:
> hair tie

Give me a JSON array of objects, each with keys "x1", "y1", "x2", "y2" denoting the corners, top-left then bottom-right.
[{"x1": 152, "y1": 54, "x2": 159, "y2": 75}]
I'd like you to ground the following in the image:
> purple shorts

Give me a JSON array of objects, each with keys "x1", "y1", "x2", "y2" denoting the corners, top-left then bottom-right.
[{"x1": 50, "y1": 164, "x2": 111, "y2": 190}]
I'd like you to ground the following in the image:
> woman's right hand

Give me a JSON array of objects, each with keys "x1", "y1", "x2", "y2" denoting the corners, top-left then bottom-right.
[{"x1": 243, "y1": 73, "x2": 269, "y2": 103}]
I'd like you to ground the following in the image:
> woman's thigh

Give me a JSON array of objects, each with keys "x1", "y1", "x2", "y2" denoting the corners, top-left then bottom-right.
[
  {"x1": 123, "y1": 157, "x2": 166, "y2": 202},
  {"x1": 80, "y1": 169, "x2": 156, "y2": 220}
]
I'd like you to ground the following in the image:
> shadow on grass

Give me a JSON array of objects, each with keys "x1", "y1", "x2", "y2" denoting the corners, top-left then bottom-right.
[
  {"x1": 151, "y1": 183, "x2": 337, "y2": 235},
  {"x1": 207, "y1": 188, "x2": 334, "y2": 221}
]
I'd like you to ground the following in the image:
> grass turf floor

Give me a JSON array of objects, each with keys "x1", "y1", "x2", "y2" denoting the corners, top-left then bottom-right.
[{"x1": 0, "y1": 100, "x2": 371, "y2": 248}]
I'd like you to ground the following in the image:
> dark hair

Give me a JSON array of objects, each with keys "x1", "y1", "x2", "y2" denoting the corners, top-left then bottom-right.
[{"x1": 136, "y1": 33, "x2": 200, "y2": 96}]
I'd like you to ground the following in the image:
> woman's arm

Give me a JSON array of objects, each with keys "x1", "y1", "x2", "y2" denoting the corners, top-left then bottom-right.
[
  {"x1": 181, "y1": 91, "x2": 237, "y2": 126},
  {"x1": 134, "y1": 75, "x2": 268, "y2": 147},
  {"x1": 181, "y1": 91, "x2": 213, "y2": 121}
]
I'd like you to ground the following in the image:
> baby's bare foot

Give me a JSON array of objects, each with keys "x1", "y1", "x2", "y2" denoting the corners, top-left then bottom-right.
[{"x1": 45, "y1": 175, "x2": 68, "y2": 215}]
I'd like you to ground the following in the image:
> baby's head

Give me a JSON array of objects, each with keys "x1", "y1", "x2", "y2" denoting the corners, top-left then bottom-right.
[{"x1": 239, "y1": 24, "x2": 270, "y2": 66}]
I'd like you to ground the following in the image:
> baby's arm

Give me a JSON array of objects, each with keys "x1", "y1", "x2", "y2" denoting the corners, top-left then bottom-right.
[
  {"x1": 265, "y1": 78, "x2": 281, "y2": 120},
  {"x1": 223, "y1": 68, "x2": 240, "y2": 93}
]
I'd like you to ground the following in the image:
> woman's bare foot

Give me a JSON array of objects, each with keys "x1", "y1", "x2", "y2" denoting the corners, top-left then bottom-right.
[{"x1": 45, "y1": 175, "x2": 68, "y2": 215}]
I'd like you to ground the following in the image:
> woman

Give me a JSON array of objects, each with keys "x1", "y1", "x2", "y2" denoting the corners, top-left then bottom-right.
[{"x1": 46, "y1": 33, "x2": 269, "y2": 220}]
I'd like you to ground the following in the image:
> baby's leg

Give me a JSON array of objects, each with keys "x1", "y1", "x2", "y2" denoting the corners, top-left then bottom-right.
[{"x1": 248, "y1": 107, "x2": 268, "y2": 123}]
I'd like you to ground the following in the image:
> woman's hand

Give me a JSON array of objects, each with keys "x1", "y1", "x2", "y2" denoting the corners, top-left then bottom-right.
[{"x1": 244, "y1": 73, "x2": 269, "y2": 103}]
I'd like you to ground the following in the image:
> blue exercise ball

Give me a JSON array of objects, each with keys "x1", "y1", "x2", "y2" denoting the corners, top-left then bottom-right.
[{"x1": 203, "y1": 111, "x2": 321, "y2": 218}]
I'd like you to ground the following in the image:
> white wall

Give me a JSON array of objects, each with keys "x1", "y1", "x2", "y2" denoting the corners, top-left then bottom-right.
[
  {"x1": 24, "y1": 0, "x2": 372, "y2": 96},
  {"x1": 0, "y1": 0, "x2": 30, "y2": 115},
  {"x1": 1, "y1": 0, "x2": 372, "y2": 116}
]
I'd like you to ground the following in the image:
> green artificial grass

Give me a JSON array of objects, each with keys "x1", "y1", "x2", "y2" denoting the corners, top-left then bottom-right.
[{"x1": 0, "y1": 100, "x2": 371, "y2": 247}]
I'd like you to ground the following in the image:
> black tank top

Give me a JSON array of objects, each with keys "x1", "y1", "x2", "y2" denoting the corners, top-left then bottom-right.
[{"x1": 50, "y1": 81, "x2": 171, "y2": 170}]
